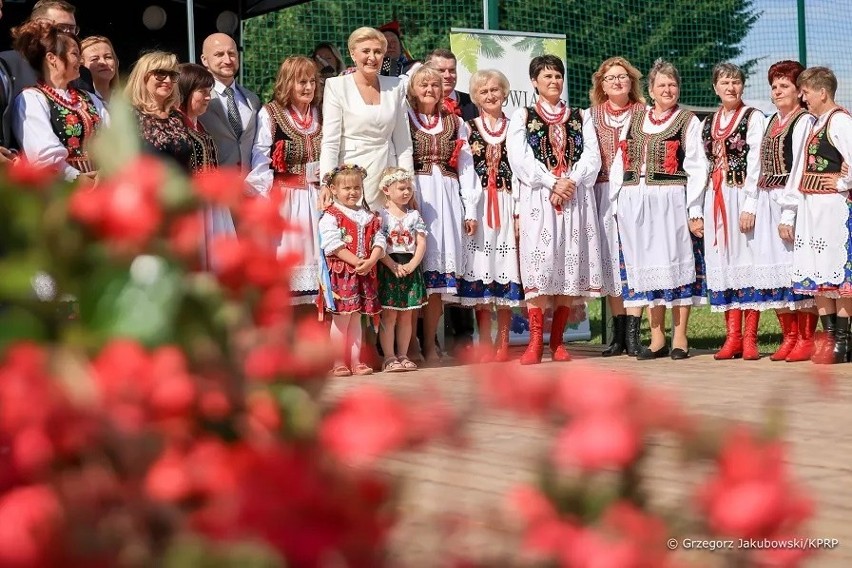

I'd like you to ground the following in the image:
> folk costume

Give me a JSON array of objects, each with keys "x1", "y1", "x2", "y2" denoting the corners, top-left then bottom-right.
[
  {"x1": 757, "y1": 108, "x2": 818, "y2": 361},
  {"x1": 13, "y1": 82, "x2": 107, "y2": 180},
  {"x1": 378, "y1": 208, "x2": 428, "y2": 310},
  {"x1": 408, "y1": 108, "x2": 481, "y2": 297},
  {"x1": 781, "y1": 107, "x2": 852, "y2": 363},
  {"x1": 507, "y1": 99, "x2": 603, "y2": 365},
  {"x1": 609, "y1": 106, "x2": 707, "y2": 309},
  {"x1": 458, "y1": 114, "x2": 523, "y2": 308},
  {"x1": 318, "y1": 202, "x2": 386, "y2": 316},
  {"x1": 248, "y1": 102, "x2": 323, "y2": 305},
  {"x1": 591, "y1": 100, "x2": 645, "y2": 355},
  {"x1": 182, "y1": 113, "x2": 236, "y2": 272}
]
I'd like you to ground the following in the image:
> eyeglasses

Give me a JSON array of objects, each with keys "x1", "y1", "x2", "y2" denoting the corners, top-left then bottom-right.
[
  {"x1": 150, "y1": 69, "x2": 180, "y2": 82},
  {"x1": 603, "y1": 74, "x2": 630, "y2": 84},
  {"x1": 55, "y1": 23, "x2": 80, "y2": 36}
]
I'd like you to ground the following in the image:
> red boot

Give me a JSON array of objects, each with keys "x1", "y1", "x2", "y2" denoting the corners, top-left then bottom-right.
[
  {"x1": 785, "y1": 311, "x2": 817, "y2": 362},
  {"x1": 549, "y1": 305, "x2": 573, "y2": 362},
  {"x1": 714, "y1": 308, "x2": 743, "y2": 360},
  {"x1": 770, "y1": 312, "x2": 798, "y2": 361},
  {"x1": 742, "y1": 310, "x2": 761, "y2": 360},
  {"x1": 493, "y1": 309, "x2": 512, "y2": 362},
  {"x1": 520, "y1": 307, "x2": 544, "y2": 365},
  {"x1": 476, "y1": 309, "x2": 493, "y2": 362}
]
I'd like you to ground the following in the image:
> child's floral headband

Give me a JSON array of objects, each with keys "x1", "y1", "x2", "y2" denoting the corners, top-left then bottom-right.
[
  {"x1": 379, "y1": 170, "x2": 414, "y2": 189},
  {"x1": 323, "y1": 164, "x2": 368, "y2": 187}
]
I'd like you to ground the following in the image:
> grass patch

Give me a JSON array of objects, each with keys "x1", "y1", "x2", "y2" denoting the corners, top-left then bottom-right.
[{"x1": 580, "y1": 300, "x2": 784, "y2": 352}]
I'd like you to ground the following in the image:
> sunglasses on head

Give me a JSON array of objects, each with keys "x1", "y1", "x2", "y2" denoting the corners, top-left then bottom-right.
[{"x1": 150, "y1": 69, "x2": 179, "y2": 81}]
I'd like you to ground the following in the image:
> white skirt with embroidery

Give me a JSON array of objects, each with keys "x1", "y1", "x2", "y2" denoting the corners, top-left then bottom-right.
[
  {"x1": 517, "y1": 180, "x2": 603, "y2": 299},
  {"x1": 415, "y1": 168, "x2": 465, "y2": 299},
  {"x1": 593, "y1": 180, "x2": 622, "y2": 297},
  {"x1": 275, "y1": 183, "x2": 321, "y2": 305}
]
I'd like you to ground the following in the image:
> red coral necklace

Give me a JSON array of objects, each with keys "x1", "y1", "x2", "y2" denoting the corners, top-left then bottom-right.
[
  {"x1": 480, "y1": 114, "x2": 507, "y2": 138},
  {"x1": 413, "y1": 110, "x2": 440, "y2": 130},
  {"x1": 604, "y1": 100, "x2": 632, "y2": 117},
  {"x1": 536, "y1": 100, "x2": 566, "y2": 125},
  {"x1": 288, "y1": 106, "x2": 313, "y2": 130},
  {"x1": 712, "y1": 103, "x2": 745, "y2": 140},
  {"x1": 38, "y1": 81, "x2": 81, "y2": 108},
  {"x1": 648, "y1": 105, "x2": 678, "y2": 126}
]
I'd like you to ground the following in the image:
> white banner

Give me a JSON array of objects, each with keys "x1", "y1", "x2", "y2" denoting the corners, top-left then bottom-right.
[{"x1": 449, "y1": 28, "x2": 590, "y2": 343}]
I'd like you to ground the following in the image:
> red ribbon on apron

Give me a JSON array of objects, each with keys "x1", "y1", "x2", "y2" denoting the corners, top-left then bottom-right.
[{"x1": 711, "y1": 163, "x2": 729, "y2": 250}]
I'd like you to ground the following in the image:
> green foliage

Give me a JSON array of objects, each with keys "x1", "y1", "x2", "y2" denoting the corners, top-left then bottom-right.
[{"x1": 242, "y1": 0, "x2": 758, "y2": 107}]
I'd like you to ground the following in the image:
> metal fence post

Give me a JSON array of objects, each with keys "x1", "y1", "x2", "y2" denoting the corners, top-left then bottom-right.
[{"x1": 797, "y1": 0, "x2": 807, "y2": 66}]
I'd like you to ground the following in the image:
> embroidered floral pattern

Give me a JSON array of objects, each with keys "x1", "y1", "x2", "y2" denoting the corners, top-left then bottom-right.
[
  {"x1": 701, "y1": 108, "x2": 754, "y2": 188},
  {"x1": 622, "y1": 108, "x2": 694, "y2": 186},
  {"x1": 758, "y1": 110, "x2": 807, "y2": 189},
  {"x1": 524, "y1": 106, "x2": 583, "y2": 174},
  {"x1": 410, "y1": 112, "x2": 460, "y2": 179}
]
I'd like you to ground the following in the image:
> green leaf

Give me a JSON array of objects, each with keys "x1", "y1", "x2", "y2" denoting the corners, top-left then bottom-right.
[
  {"x1": 0, "y1": 306, "x2": 48, "y2": 349},
  {"x1": 450, "y1": 33, "x2": 481, "y2": 74},
  {"x1": 477, "y1": 36, "x2": 505, "y2": 60},
  {"x1": 89, "y1": 95, "x2": 141, "y2": 178}
]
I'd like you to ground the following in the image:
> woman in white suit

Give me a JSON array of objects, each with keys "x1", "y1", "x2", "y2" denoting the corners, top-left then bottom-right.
[{"x1": 320, "y1": 27, "x2": 414, "y2": 211}]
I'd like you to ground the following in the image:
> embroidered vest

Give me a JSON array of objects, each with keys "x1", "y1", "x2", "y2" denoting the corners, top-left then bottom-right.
[
  {"x1": 701, "y1": 107, "x2": 755, "y2": 188},
  {"x1": 800, "y1": 108, "x2": 848, "y2": 194},
  {"x1": 410, "y1": 113, "x2": 459, "y2": 179},
  {"x1": 186, "y1": 126, "x2": 218, "y2": 173},
  {"x1": 266, "y1": 102, "x2": 322, "y2": 187},
  {"x1": 323, "y1": 204, "x2": 381, "y2": 275},
  {"x1": 758, "y1": 109, "x2": 809, "y2": 189},
  {"x1": 591, "y1": 102, "x2": 642, "y2": 183},
  {"x1": 468, "y1": 119, "x2": 512, "y2": 193},
  {"x1": 524, "y1": 106, "x2": 584, "y2": 173},
  {"x1": 33, "y1": 85, "x2": 101, "y2": 173},
  {"x1": 622, "y1": 108, "x2": 694, "y2": 186}
]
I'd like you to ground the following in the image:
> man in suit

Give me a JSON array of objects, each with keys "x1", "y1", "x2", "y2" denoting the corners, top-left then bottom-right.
[
  {"x1": 424, "y1": 48, "x2": 479, "y2": 122},
  {"x1": 0, "y1": 0, "x2": 92, "y2": 150},
  {"x1": 198, "y1": 32, "x2": 260, "y2": 173}
]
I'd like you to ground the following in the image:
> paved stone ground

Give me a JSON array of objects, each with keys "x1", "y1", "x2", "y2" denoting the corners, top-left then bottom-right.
[{"x1": 322, "y1": 346, "x2": 852, "y2": 567}]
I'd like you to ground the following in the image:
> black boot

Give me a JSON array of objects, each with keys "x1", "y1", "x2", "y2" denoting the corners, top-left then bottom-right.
[
  {"x1": 833, "y1": 316, "x2": 851, "y2": 364},
  {"x1": 602, "y1": 314, "x2": 627, "y2": 357},
  {"x1": 625, "y1": 315, "x2": 642, "y2": 357}
]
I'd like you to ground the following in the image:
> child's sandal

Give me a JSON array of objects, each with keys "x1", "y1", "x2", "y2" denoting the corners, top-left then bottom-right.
[
  {"x1": 397, "y1": 357, "x2": 418, "y2": 371},
  {"x1": 352, "y1": 363, "x2": 374, "y2": 376},
  {"x1": 382, "y1": 357, "x2": 406, "y2": 373},
  {"x1": 331, "y1": 365, "x2": 352, "y2": 377}
]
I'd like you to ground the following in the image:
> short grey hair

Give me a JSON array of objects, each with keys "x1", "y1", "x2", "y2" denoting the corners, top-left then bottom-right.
[
  {"x1": 712, "y1": 62, "x2": 745, "y2": 85},
  {"x1": 469, "y1": 69, "x2": 510, "y2": 107}
]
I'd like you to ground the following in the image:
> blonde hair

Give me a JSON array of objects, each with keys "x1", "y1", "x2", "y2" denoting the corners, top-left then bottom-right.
[
  {"x1": 272, "y1": 56, "x2": 319, "y2": 108},
  {"x1": 347, "y1": 27, "x2": 387, "y2": 55},
  {"x1": 798, "y1": 66, "x2": 837, "y2": 98},
  {"x1": 379, "y1": 166, "x2": 418, "y2": 210},
  {"x1": 406, "y1": 65, "x2": 443, "y2": 112},
  {"x1": 589, "y1": 56, "x2": 645, "y2": 107},
  {"x1": 469, "y1": 69, "x2": 510, "y2": 108},
  {"x1": 124, "y1": 51, "x2": 180, "y2": 115},
  {"x1": 81, "y1": 36, "x2": 120, "y2": 91}
]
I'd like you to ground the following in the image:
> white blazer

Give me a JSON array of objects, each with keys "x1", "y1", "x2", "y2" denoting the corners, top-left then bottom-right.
[{"x1": 319, "y1": 73, "x2": 414, "y2": 210}]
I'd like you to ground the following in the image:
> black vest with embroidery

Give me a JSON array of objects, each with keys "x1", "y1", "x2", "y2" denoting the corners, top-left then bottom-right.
[
  {"x1": 266, "y1": 102, "x2": 322, "y2": 179},
  {"x1": 701, "y1": 107, "x2": 755, "y2": 188},
  {"x1": 410, "y1": 112, "x2": 459, "y2": 179},
  {"x1": 33, "y1": 85, "x2": 101, "y2": 173},
  {"x1": 468, "y1": 119, "x2": 512, "y2": 193},
  {"x1": 622, "y1": 108, "x2": 694, "y2": 186},
  {"x1": 758, "y1": 109, "x2": 809, "y2": 189},
  {"x1": 524, "y1": 106, "x2": 584, "y2": 172},
  {"x1": 800, "y1": 108, "x2": 847, "y2": 194}
]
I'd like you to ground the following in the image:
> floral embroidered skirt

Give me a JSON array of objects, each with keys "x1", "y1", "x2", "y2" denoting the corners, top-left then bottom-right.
[
  {"x1": 792, "y1": 197, "x2": 852, "y2": 298},
  {"x1": 327, "y1": 260, "x2": 381, "y2": 315},
  {"x1": 378, "y1": 253, "x2": 427, "y2": 310}
]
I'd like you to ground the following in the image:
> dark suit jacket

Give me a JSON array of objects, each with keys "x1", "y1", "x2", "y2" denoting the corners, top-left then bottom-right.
[
  {"x1": 197, "y1": 82, "x2": 261, "y2": 172},
  {"x1": 0, "y1": 49, "x2": 94, "y2": 149},
  {"x1": 455, "y1": 90, "x2": 479, "y2": 122}
]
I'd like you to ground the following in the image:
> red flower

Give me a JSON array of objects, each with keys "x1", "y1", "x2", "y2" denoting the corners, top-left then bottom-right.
[
  {"x1": 192, "y1": 166, "x2": 245, "y2": 207},
  {"x1": 68, "y1": 156, "x2": 165, "y2": 249},
  {"x1": 476, "y1": 364, "x2": 558, "y2": 415},
  {"x1": 0, "y1": 485, "x2": 64, "y2": 568},
  {"x1": 66, "y1": 114, "x2": 79, "y2": 125},
  {"x1": 5, "y1": 158, "x2": 59, "y2": 187},
  {"x1": 237, "y1": 190, "x2": 289, "y2": 241},
  {"x1": 552, "y1": 412, "x2": 641, "y2": 471},
  {"x1": 66, "y1": 136, "x2": 80, "y2": 149},
  {"x1": 320, "y1": 386, "x2": 409, "y2": 466},
  {"x1": 144, "y1": 446, "x2": 192, "y2": 503},
  {"x1": 168, "y1": 213, "x2": 203, "y2": 260},
  {"x1": 555, "y1": 368, "x2": 638, "y2": 416}
]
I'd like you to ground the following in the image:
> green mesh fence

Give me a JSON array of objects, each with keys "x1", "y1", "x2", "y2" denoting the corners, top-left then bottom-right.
[{"x1": 242, "y1": 0, "x2": 850, "y2": 110}]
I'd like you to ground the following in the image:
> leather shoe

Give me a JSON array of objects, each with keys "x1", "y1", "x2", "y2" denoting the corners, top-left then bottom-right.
[
  {"x1": 670, "y1": 348, "x2": 689, "y2": 360},
  {"x1": 636, "y1": 345, "x2": 669, "y2": 360}
]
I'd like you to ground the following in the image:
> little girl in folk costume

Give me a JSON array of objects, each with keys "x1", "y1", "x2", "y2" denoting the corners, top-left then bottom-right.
[
  {"x1": 377, "y1": 167, "x2": 428, "y2": 372},
  {"x1": 318, "y1": 165, "x2": 387, "y2": 376}
]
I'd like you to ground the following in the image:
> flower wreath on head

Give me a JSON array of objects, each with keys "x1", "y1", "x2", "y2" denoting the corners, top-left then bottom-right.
[
  {"x1": 323, "y1": 164, "x2": 368, "y2": 188},
  {"x1": 379, "y1": 169, "x2": 414, "y2": 190}
]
